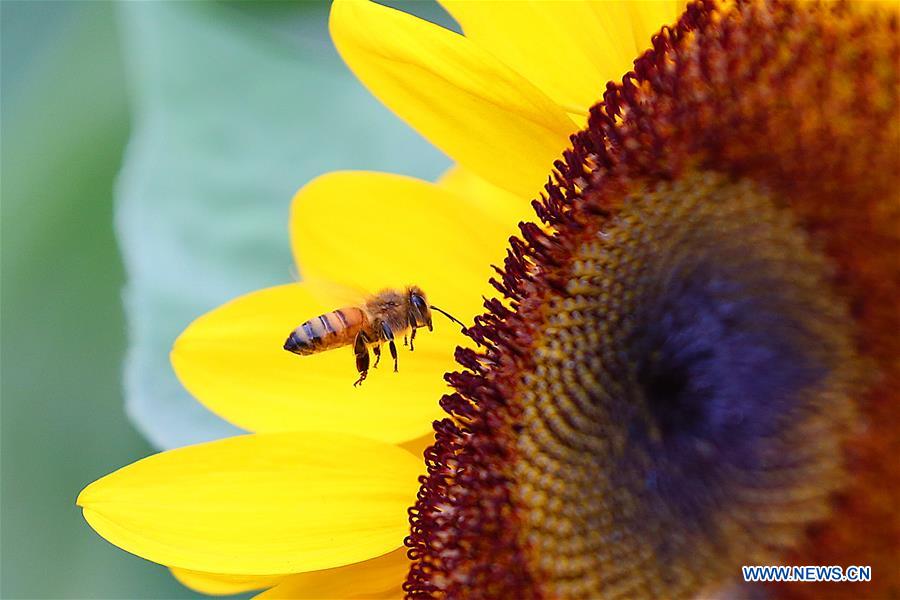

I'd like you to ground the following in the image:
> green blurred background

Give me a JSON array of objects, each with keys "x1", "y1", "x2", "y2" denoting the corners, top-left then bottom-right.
[
  {"x1": 1, "y1": 2, "x2": 175, "y2": 597},
  {"x1": 1, "y1": 1, "x2": 450, "y2": 597}
]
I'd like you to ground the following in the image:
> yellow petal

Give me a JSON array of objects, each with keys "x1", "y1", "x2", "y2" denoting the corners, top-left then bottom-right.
[
  {"x1": 439, "y1": 1, "x2": 623, "y2": 114},
  {"x1": 257, "y1": 548, "x2": 407, "y2": 599},
  {"x1": 171, "y1": 282, "x2": 447, "y2": 444},
  {"x1": 330, "y1": 0, "x2": 576, "y2": 198},
  {"x1": 623, "y1": 1, "x2": 684, "y2": 52},
  {"x1": 398, "y1": 432, "x2": 435, "y2": 461},
  {"x1": 77, "y1": 432, "x2": 421, "y2": 575},
  {"x1": 440, "y1": 1, "x2": 683, "y2": 116},
  {"x1": 171, "y1": 569, "x2": 283, "y2": 596},
  {"x1": 436, "y1": 165, "x2": 528, "y2": 228},
  {"x1": 292, "y1": 171, "x2": 528, "y2": 324}
]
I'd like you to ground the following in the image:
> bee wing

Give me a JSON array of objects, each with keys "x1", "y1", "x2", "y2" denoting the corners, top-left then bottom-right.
[{"x1": 301, "y1": 274, "x2": 371, "y2": 309}]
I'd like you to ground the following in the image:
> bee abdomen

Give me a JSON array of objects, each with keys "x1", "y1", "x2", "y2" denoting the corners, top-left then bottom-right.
[{"x1": 284, "y1": 308, "x2": 363, "y2": 356}]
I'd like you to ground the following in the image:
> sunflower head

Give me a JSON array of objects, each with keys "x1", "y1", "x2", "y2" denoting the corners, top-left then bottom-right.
[{"x1": 406, "y1": 1, "x2": 899, "y2": 598}]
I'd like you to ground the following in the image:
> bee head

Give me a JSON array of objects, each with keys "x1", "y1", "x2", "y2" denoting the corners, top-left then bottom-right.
[{"x1": 408, "y1": 286, "x2": 432, "y2": 331}]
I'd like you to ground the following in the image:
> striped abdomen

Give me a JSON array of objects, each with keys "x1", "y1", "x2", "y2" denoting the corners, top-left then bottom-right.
[{"x1": 283, "y1": 307, "x2": 365, "y2": 356}]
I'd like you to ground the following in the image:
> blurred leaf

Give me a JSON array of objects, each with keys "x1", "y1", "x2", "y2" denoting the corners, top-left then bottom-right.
[{"x1": 116, "y1": 1, "x2": 450, "y2": 449}]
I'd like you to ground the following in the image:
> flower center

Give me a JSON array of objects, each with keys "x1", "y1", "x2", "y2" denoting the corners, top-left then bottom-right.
[{"x1": 514, "y1": 173, "x2": 858, "y2": 598}]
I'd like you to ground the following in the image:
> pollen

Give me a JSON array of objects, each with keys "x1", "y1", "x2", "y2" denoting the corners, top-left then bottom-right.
[{"x1": 405, "y1": 1, "x2": 899, "y2": 598}]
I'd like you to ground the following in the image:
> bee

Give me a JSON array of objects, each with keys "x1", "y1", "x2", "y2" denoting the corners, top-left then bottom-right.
[{"x1": 283, "y1": 285, "x2": 466, "y2": 386}]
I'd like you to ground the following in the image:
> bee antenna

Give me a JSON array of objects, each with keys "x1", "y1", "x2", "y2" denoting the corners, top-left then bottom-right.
[
  {"x1": 429, "y1": 305, "x2": 468, "y2": 332},
  {"x1": 429, "y1": 305, "x2": 483, "y2": 348}
]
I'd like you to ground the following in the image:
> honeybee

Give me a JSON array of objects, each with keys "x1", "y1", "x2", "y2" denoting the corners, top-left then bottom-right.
[{"x1": 283, "y1": 285, "x2": 466, "y2": 386}]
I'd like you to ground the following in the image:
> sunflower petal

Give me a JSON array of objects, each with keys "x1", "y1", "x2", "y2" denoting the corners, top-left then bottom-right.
[
  {"x1": 77, "y1": 432, "x2": 421, "y2": 575},
  {"x1": 329, "y1": 0, "x2": 576, "y2": 198},
  {"x1": 292, "y1": 171, "x2": 527, "y2": 323},
  {"x1": 171, "y1": 569, "x2": 283, "y2": 596},
  {"x1": 399, "y1": 432, "x2": 435, "y2": 462},
  {"x1": 439, "y1": 1, "x2": 627, "y2": 114},
  {"x1": 436, "y1": 165, "x2": 528, "y2": 227},
  {"x1": 440, "y1": 2, "x2": 683, "y2": 117},
  {"x1": 171, "y1": 282, "x2": 446, "y2": 443},
  {"x1": 257, "y1": 549, "x2": 407, "y2": 599},
  {"x1": 623, "y1": 1, "x2": 684, "y2": 51}
]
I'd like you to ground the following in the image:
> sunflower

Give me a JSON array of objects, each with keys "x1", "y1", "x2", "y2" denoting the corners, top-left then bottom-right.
[{"x1": 78, "y1": 1, "x2": 899, "y2": 599}]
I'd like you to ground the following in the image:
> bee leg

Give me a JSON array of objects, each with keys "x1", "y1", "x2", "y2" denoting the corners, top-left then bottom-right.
[
  {"x1": 403, "y1": 335, "x2": 408, "y2": 347},
  {"x1": 389, "y1": 340, "x2": 398, "y2": 372},
  {"x1": 407, "y1": 313, "x2": 418, "y2": 351},
  {"x1": 353, "y1": 330, "x2": 371, "y2": 387},
  {"x1": 373, "y1": 344, "x2": 381, "y2": 369},
  {"x1": 353, "y1": 371, "x2": 367, "y2": 387},
  {"x1": 379, "y1": 322, "x2": 399, "y2": 373}
]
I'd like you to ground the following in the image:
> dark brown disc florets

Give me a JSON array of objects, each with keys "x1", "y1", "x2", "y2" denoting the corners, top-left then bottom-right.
[{"x1": 405, "y1": 1, "x2": 899, "y2": 598}]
